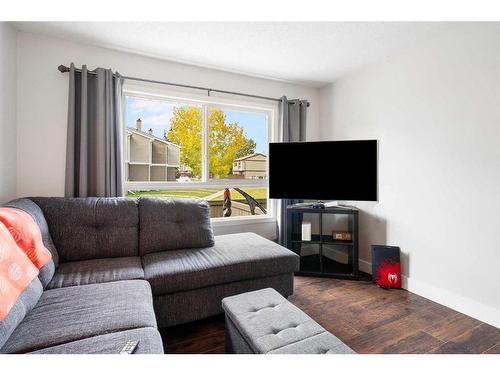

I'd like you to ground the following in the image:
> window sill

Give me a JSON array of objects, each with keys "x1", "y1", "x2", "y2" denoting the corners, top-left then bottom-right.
[{"x1": 211, "y1": 215, "x2": 276, "y2": 227}]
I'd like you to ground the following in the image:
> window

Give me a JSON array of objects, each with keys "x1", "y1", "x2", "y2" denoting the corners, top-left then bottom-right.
[
  {"x1": 123, "y1": 90, "x2": 275, "y2": 220},
  {"x1": 124, "y1": 97, "x2": 201, "y2": 183}
]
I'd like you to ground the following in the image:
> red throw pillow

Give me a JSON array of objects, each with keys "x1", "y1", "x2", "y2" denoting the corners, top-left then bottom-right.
[
  {"x1": 0, "y1": 222, "x2": 39, "y2": 320},
  {"x1": 0, "y1": 208, "x2": 52, "y2": 269}
]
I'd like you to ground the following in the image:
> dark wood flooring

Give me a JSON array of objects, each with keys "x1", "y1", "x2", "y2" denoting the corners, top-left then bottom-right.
[{"x1": 160, "y1": 276, "x2": 500, "y2": 354}]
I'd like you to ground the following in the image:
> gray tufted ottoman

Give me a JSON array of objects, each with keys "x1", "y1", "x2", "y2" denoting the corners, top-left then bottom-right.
[{"x1": 222, "y1": 288, "x2": 355, "y2": 354}]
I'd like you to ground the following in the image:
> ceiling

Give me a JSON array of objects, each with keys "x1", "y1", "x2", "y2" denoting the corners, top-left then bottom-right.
[{"x1": 14, "y1": 22, "x2": 463, "y2": 87}]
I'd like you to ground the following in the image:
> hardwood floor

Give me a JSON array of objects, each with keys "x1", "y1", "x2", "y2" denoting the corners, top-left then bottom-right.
[{"x1": 160, "y1": 276, "x2": 500, "y2": 354}]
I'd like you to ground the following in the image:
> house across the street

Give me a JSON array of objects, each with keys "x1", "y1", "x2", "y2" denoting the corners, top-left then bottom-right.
[
  {"x1": 125, "y1": 118, "x2": 181, "y2": 182},
  {"x1": 232, "y1": 153, "x2": 267, "y2": 179}
]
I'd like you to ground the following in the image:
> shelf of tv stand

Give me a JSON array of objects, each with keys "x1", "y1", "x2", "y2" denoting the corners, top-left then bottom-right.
[{"x1": 290, "y1": 234, "x2": 354, "y2": 246}]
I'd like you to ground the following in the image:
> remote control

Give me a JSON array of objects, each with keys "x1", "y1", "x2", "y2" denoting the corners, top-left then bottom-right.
[{"x1": 120, "y1": 340, "x2": 139, "y2": 354}]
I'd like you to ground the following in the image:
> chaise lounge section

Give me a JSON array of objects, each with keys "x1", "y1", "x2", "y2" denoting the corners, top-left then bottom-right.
[{"x1": 0, "y1": 197, "x2": 299, "y2": 354}]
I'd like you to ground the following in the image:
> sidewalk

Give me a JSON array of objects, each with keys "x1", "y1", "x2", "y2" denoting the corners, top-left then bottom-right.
[{"x1": 204, "y1": 189, "x2": 224, "y2": 201}]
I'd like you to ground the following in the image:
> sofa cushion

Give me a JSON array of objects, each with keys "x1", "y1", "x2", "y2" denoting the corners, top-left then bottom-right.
[
  {"x1": 0, "y1": 280, "x2": 157, "y2": 353},
  {"x1": 47, "y1": 257, "x2": 145, "y2": 289},
  {"x1": 32, "y1": 197, "x2": 139, "y2": 262},
  {"x1": 30, "y1": 327, "x2": 163, "y2": 354},
  {"x1": 142, "y1": 232, "x2": 299, "y2": 295},
  {"x1": 138, "y1": 197, "x2": 214, "y2": 256},
  {"x1": 4, "y1": 199, "x2": 59, "y2": 288},
  {"x1": 0, "y1": 278, "x2": 43, "y2": 350}
]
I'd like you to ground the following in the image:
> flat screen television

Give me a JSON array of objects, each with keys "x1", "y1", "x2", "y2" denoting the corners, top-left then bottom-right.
[{"x1": 269, "y1": 140, "x2": 378, "y2": 201}]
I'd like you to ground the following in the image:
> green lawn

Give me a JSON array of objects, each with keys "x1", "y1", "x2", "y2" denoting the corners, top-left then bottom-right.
[
  {"x1": 207, "y1": 188, "x2": 268, "y2": 201},
  {"x1": 126, "y1": 187, "x2": 267, "y2": 201},
  {"x1": 127, "y1": 188, "x2": 220, "y2": 199}
]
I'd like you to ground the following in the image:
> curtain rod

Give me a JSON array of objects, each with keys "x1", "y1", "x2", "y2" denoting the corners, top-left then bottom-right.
[{"x1": 57, "y1": 65, "x2": 310, "y2": 107}]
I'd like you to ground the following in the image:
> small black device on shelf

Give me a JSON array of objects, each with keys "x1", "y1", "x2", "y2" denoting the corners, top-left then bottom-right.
[{"x1": 311, "y1": 202, "x2": 325, "y2": 209}]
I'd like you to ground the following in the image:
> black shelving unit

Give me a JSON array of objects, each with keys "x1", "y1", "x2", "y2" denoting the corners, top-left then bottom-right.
[{"x1": 285, "y1": 204, "x2": 359, "y2": 279}]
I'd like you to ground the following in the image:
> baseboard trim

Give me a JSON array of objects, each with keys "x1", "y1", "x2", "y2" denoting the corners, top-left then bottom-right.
[
  {"x1": 402, "y1": 275, "x2": 500, "y2": 328},
  {"x1": 358, "y1": 259, "x2": 499, "y2": 328},
  {"x1": 359, "y1": 258, "x2": 372, "y2": 274}
]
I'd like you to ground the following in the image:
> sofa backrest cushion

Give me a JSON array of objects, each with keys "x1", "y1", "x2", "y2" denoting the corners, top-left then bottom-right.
[
  {"x1": 138, "y1": 197, "x2": 214, "y2": 255},
  {"x1": 4, "y1": 199, "x2": 59, "y2": 288},
  {"x1": 31, "y1": 197, "x2": 139, "y2": 262}
]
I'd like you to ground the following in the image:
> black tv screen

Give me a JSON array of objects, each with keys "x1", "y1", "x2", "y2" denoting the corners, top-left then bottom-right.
[{"x1": 269, "y1": 140, "x2": 378, "y2": 201}]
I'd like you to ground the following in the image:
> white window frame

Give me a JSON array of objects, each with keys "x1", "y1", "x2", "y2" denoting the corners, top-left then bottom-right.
[{"x1": 122, "y1": 83, "x2": 278, "y2": 222}]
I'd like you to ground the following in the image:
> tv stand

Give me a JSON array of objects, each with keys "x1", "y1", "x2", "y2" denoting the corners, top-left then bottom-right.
[{"x1": 285, "y1": 204, "x2": 359, "y2": 279}]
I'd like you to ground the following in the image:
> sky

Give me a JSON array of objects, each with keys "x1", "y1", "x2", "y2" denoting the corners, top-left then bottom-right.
[{"x1": 125, "y1": 96, "x2": 268, "y2": 154}]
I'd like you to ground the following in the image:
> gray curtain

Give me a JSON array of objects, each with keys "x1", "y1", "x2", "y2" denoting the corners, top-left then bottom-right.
[
  {"x1": 277, "y1": 96, "x2": 308, "y2": 245},
  {"x1": 65, "y1": 63, "x2": 124, "y2": 197}
]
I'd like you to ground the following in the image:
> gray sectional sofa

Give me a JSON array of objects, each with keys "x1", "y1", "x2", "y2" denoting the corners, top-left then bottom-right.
[{"x1": 0, "y1": 197, "x2": 299, "y2": 354}]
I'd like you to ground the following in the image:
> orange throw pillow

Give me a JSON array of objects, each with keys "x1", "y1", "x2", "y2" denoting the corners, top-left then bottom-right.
[
  {"x1": 0, "y1": 208, "x2": 52, "y2": 269},
  {"x1": 0, "y1": 222, "x2": 39, "y2": 320}
]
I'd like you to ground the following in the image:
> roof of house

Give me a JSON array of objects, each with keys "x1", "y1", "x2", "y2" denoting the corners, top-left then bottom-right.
[
  {"x1": 233, "y1": 153, "x2": 267, "y2": 162},
  {"x1": 126, "y1": 127, "x2": 180, "y2": 148}
]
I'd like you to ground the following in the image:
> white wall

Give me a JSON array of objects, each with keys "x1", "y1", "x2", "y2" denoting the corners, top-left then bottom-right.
[
  {"x1": 319, "y1": 24, "x2": 500, "y2": 327},
  {"x1": 0, "y1": 23, "x2": 17, "y2": 204},
  {"x1": 16, "y1": 31, "x2": 320, "y2": 239}
]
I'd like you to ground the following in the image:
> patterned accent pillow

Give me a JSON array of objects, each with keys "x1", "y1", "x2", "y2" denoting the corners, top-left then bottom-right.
[
  {"x1": 0, "y1": 222, "x2": 39, "y2": 320},
  {"x1": 0, "y1": 208, "x2": 52, "y2": 269}
]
